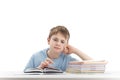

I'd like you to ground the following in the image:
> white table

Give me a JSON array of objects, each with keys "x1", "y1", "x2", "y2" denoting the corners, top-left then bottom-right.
[{"x1": 0, "y1": 71, "x2": 120, "y2": 80}]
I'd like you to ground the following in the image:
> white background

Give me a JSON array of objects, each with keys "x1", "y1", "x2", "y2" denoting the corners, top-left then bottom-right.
[{"x1": 0, "y1": 0, "x2": 120, "y2": 72}]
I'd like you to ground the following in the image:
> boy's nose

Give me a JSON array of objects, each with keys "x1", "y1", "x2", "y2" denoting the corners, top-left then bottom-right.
[{"x1": 56, "y1": 41, "x2": 61, "y2": 45}]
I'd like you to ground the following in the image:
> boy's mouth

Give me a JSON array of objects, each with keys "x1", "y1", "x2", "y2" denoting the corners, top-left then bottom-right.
[{"x1": 54, "y1": 47, "x2": 61, "y2": 50}]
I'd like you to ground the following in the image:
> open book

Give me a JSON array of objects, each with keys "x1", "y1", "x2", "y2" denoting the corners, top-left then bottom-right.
[{"x1": 24, "y1": 67, "x2": 63, "y2": 73}]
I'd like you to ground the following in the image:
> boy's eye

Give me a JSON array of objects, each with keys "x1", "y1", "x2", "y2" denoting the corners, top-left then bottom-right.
[
  {"x1": 52, "y1": 38, "x2": 65, "y2": 44},
  {"x1": 61, "y1": 40, "x2": 65, "y2": 44},
  {"x1": 53, "y1": 38, "x2": 58, "y2": 41}
]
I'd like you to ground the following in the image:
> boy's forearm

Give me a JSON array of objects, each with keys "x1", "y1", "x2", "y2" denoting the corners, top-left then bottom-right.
[{"x1": 74, "y1": 49, "x2": 93, "y2": 60}]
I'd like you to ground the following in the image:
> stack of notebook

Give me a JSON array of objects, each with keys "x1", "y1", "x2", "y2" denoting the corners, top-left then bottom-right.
[{"x1": 66, "y1": 60, "x2": 108, "y2": 73}]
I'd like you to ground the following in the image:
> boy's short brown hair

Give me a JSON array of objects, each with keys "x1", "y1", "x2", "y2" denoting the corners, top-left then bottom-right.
[{"x1": 48, "y1": 26, "x2": 70, "y2": 40}]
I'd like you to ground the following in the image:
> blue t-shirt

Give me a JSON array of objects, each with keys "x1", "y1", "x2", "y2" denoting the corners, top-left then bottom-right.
[{"x1": 24, "y1": 48, "x2": 77, "y2": 72}]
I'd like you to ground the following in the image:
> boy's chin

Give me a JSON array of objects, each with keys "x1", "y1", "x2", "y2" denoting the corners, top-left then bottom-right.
[{"x1": 55, "y1": 50, "x2": 62, "y2": 53}]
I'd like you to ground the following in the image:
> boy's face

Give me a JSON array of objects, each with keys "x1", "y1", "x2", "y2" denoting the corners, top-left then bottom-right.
[{"x1": 47, "y1": 32, "x2": 68, "y2": 54}]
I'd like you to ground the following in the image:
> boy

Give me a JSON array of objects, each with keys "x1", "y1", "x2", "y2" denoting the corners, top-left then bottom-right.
[{"x1": 24, "y1": 26, "x2": 93, "y2": 72}]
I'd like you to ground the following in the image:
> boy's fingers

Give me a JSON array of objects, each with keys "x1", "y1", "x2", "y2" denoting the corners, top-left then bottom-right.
[
  {"x1": 38, "y1": 58, "x2": 54, "y2": 69},
  {"x1": 64, "y1": 47, "x2": 69, "y2": 54},
  {"x1": 46, "y1": 58, "x2": 54, "y2": 64},
  {"x1": 39, "y1": 62, "x2": 46, "y2": 69},
  {"x1": 44, "y1": 60, "x2": 49, "y2": 65}
]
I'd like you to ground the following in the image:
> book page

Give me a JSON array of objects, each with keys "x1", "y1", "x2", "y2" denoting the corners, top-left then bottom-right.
[{"x1": 24, "y1": 67, "x2": 63, "y2": 73}]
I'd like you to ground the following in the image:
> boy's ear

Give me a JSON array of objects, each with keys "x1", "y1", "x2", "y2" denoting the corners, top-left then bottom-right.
[{"x1": 47, "y1": 38, "x2": 50, "y2": 45}]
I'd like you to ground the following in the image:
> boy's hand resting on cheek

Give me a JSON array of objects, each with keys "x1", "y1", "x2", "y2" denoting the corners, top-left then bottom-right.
[
  {"x1": 37, "y1": 58, "x2": 54, "y2": 69},
  {"x1": 63, "y1": 45, "x2": 93, "y2": 60},
  {"x1": 63, "y1": 45, "x2": 78, "y2": 55}
]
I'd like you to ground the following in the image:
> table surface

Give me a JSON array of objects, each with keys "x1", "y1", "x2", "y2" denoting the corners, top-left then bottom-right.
[
  {"x1": 0, "y1": 71, "x2": 120, "y2": 78},
  {"x1": 0, "y1": 71, "x2": 120, "y2": 80}
]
